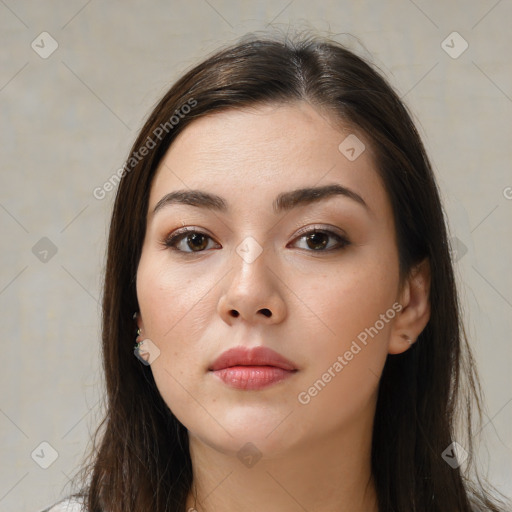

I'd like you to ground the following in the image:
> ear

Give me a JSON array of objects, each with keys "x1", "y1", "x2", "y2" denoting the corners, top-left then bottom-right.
[
  {"x1": 388, "y1": 258, "x2": 431, "y2": 355},
  {"x1": 134, "y1": 311, "x2": 145, "y2": 335}
]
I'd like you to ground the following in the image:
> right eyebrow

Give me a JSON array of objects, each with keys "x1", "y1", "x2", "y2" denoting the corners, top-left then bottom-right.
[{"x1": 153, "y1": 189, "x2": 228, "y2": 216}]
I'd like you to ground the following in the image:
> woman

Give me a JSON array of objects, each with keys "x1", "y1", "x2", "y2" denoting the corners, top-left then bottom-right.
[{"x1": 43, "y1": 31, "x2": 509, "y2": 511}]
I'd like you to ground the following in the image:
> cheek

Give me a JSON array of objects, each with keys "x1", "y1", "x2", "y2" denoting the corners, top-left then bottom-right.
[
  {"x1": 290, "y1": 250, "x2": 399, "y2": 422},
  {"x1": 136, "y1": 252, "x2": 216, "y2": 348},
  {"x1": 136, "y1": 255, "x2": 212, "y2": 424},
  {"x1": 292, "y1": 249, "x2": 399, "y2": 345}
]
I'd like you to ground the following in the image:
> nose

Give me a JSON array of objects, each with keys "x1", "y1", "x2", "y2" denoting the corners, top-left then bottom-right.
[{"x1": 217, "y1": 243, "x2": 287, "y2": 326}]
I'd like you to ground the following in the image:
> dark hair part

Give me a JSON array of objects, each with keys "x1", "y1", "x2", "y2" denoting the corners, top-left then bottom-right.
[{"x1": 72, "y1": 31, "x2": 509, "y2": 511}]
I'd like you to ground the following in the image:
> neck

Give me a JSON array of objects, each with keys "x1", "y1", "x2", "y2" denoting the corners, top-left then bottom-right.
[{"x1": 185, "y1": 415, "x2": 378, "y2": 512}]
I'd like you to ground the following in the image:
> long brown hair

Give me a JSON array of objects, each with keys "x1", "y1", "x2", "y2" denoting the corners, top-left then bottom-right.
[{"x1": 72, "y1": 31, "x2": 509, "y2": 511}]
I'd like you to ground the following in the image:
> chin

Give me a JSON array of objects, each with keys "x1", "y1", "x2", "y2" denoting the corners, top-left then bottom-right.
[{"x1": 186, "y1": 409, "x2": 303, "y2": 458}]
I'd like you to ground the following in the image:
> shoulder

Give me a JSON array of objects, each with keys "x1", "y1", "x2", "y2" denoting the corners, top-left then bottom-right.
[{"x1": 39, "y1": 497, "x2": 85, "y2": 512}]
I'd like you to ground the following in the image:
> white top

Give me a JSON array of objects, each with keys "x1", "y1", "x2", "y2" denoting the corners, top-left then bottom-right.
[{"x1": 40, "y1": 497, "x2": 84, "y2": 512}]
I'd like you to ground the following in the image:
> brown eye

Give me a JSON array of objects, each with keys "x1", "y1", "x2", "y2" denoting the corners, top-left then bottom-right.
[
  {"x1": 164, "y1": 229, "x2": 219, "y2": 253},
  {"x1": 290, "y1": 229, "x2": 350, "y2": 252},
  {"x1": 305, "y1": 231, "x2": 329, "y2": 250},
  {"x1": 186, "y1": 233, "x2": 208, "y2": 251}
]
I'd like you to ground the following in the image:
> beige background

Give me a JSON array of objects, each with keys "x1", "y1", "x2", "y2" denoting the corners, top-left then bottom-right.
[{"x1": 1, "y1": 1, "x2": 511, "y2": 511}]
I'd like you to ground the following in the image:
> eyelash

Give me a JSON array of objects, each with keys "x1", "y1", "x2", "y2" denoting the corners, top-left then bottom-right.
[{"x1": 162, "y1": 226, "x2": 351, "y2": 254}]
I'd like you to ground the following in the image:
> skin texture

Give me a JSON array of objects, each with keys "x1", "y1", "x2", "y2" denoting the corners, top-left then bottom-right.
[{"x1": 135, "y1": 102, "x2": 431, "y2": 512}]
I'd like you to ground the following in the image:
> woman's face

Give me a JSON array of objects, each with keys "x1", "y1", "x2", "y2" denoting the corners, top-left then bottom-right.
[{"x1": 136, "y1": 101, "x2": 410, "y2": 457}]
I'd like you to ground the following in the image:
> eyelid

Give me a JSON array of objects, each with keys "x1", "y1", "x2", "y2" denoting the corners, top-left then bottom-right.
[
  {"x1": 164, "y1": 225, "x2": 212, "y2": 241},
  {"x1": 292, "y1": 223, "x2": 348, "y2": 239}
]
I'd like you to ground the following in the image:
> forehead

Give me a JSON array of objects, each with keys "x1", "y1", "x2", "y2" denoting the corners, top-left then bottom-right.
[{"x1": 148, "y1": 102, "x2": 390, "y2": 218}]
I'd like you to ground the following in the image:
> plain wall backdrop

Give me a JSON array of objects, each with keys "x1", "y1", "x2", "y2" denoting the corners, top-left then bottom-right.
[{"x1": 1, "y1": 1, "x2": 511, "y2": 511}]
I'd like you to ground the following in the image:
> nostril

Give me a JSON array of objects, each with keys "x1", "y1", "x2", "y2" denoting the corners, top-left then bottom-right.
[
  {"x1": 230, "y1": 310, "x2": 240, "y2": 317},
  {"x1": 259, "y1": 308, "x2": 272, "y2": 317}
]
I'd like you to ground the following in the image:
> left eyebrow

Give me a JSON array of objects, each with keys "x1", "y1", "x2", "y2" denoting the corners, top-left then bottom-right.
[
  {"x1": 151, "y1": 183, "x2": 371, "y2": 217},
  {"x1": 273, "y1": 183, "x2": 371, "y2": 215}
]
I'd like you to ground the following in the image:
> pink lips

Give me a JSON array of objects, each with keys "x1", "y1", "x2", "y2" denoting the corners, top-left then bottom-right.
[{"x1": 209, "y1": 346, "x2": 298, "y2": 390}]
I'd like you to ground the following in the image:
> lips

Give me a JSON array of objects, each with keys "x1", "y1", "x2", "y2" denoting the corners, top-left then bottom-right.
[
  {"x1": 209, "y1": 346, "x2": 297, "y2": 371},
  {"x1": 209, "y1": 346, "x2": 298, "y2": 390}
]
